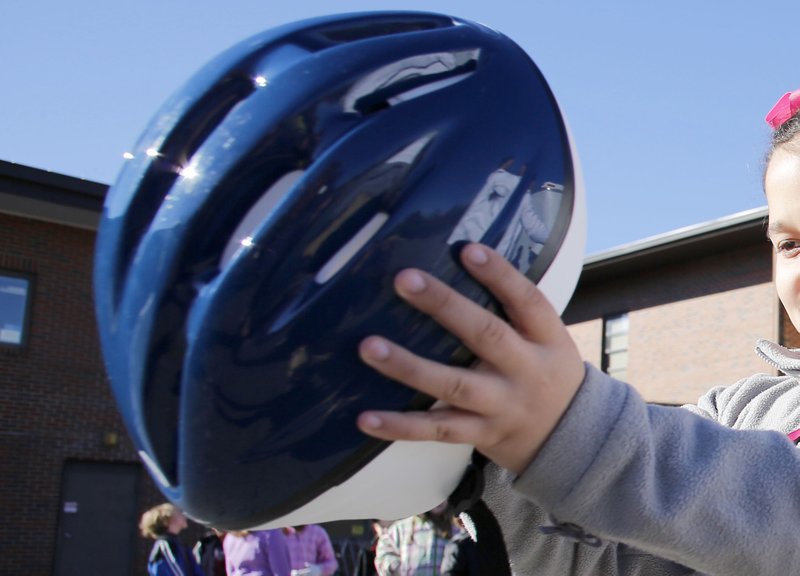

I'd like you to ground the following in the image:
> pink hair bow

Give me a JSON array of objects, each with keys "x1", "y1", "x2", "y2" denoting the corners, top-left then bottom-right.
[{"x1": 766, "y1": 89, "x2": 800, "y2": 129}]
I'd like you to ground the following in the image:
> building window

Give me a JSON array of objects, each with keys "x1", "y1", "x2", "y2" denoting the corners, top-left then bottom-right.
[
  {"x1": 0, "y1": 272, "x2": 33, "y2": 347},
  {"x1": 602, "y1": 312, "x2": 628, "y2": 380}
]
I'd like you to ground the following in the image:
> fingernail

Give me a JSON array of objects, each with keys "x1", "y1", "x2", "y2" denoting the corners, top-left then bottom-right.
[
  {"x1": 397, "y1": 270, "x2": 427, "y2": 293},
  {"x1": 361, "y1": 414, "x2": 383, "y2": 429},
  {"x1": 464, "y1": 244, "x2": 488, "y2": 265},
  {"x1": 363, "y1": 337, "x2": 391, "y2": 360}
]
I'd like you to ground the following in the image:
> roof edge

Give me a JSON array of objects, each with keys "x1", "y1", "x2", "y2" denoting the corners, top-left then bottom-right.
[
  {"x1": 580, "y1": 206, "x2": 769, "y2": 283},
  {"x1": 0, "y1": 159, "x2": 109, "y2": 230}
]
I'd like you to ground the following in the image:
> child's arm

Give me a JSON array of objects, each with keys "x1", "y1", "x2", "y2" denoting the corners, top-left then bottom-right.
[
  {"x1": 502, "y1": 362, "x2": 800, "y2": 575},
  {"x1": 357, "y1": 243, "x2": 800, "y2": 575},
  {"x1": 356, "y1": 242, "x2": 586, "y2": 474}
]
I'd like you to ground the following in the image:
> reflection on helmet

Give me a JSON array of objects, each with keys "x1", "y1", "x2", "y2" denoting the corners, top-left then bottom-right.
[
  {"x1": 94, "y1": 11, "x2": 586, "y2": 530},
  {"x1": 447, "y1": 170, "x2": 563, "y2": 273}
]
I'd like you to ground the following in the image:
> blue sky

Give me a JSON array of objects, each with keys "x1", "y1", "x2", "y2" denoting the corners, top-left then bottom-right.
[{"x1": 1, "y1": 0, "x2": 795, "y2": 254}]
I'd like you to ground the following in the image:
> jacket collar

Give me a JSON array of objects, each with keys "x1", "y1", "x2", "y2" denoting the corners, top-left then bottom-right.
[{"x1": 755, "y1": 339, "x2": 800, "y2": 378}]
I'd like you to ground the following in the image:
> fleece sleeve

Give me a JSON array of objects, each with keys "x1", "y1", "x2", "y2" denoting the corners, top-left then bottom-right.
[{"x1": 509, "y1": 363, "x2": 800, "y2": 575}]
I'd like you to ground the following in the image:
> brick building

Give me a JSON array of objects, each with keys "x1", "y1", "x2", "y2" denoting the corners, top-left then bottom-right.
[
  {"x1": 0, "y1": 158, "x2": 789, "y2": 574},
  {"x1": 563, "y1": 207, "x2": 785, "y2": 404},
  {"x1": 0, "y1": 160, "x2": 373, "y2": 575},
  {"x1": 0, "y1": 160, "x2": 163, "y2": 575}
]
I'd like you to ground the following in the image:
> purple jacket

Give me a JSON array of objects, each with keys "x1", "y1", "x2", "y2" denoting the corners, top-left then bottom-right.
[{"x1": 223, "y1": 530, "x2": 292, "y2": 576}]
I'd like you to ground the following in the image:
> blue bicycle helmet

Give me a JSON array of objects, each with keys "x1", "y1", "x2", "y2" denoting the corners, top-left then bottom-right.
[{"x1": 94, "y1": 11, "x2": 586, "y2": 529}]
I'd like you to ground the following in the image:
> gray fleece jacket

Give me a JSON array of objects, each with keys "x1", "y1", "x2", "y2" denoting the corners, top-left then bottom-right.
[{"x1": 477, "y1": 339, "x2": 800, "y2": 575}]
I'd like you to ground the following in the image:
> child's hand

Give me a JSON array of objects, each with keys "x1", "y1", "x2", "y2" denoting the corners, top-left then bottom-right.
[{"x1": 357, "y1": 243, "x2": 586, "y2": 475}]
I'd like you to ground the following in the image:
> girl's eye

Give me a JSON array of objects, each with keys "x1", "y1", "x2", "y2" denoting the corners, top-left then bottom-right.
[{"x1": 777, "y1": 240, "x2": 800, "y2": 256}]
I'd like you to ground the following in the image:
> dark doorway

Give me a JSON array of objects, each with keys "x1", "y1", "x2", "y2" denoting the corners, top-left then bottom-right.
[{"x1": 53, "y1": 461, "x2": 140, "y2": 576}]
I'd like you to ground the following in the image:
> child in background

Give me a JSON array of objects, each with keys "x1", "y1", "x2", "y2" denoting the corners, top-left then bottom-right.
[
  {"x1": 223, "y1": 530, "x2": 292, "y2": 576},
  {"x1": 193, "y1": 529, "x2": 226, "y2": 576},
  {"x1": 374, "y1": 502, "x2": 454, "y2": 576},
  {"x1": 439, "y1": 517, "x2": 480, "y2": 576},
  {"x1": 140, "y1": 503, "x2": 205, "y2": 576},
  {"x1": 356, "y1": 89, "x2": 800, "y2": 575},
  {"x1": 282, "y1": 524, "x2": 338, "y2": 576}
]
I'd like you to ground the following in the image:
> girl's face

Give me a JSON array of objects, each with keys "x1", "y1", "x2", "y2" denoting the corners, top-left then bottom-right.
[
  {"x1": 167, "y1": 509, "x2": 188, "y2": 534},
  {"x1": 766, "y1": 146, "x2": 800, "y2": 331}
]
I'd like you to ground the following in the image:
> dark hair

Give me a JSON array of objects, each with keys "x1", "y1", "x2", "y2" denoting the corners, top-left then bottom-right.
[
  {"x1": 422, "y1": 507, "x2": 454, "y2": 538},
  {"x1": 767, "y1": 113, "x2": 800, "y2": 163}
]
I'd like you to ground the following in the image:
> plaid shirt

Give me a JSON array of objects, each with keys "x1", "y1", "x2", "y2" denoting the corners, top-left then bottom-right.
[
  {"x1": 282, "y1": 525, "x2": 338, "y2": 575},
  {"x1": 375, "y1": 516, "x2": 451, "y2": 576}
]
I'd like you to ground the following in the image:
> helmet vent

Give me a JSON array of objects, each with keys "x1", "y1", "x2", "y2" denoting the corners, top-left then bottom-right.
[
  {"x1": 158, "y1": 76, "x2": 256, "y2": 169},
  {"x1": 385, "y1": 73, "x2": 474, "y2": 107},
  {"x1": 114, "y1": 76, "x2": 256, "y2": 302},
  {"x1": 315, "y1": 212, "x2": 389, "y2": 284},
  {"x1": 346, "y1": 51, "x2": 478, "y2": 115},
  {"x1": 220, "y1": 170, "x2": 306, "y2": 268}
]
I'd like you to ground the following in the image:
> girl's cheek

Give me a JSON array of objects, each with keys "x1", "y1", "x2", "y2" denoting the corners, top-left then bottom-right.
[{"x1": 776, "y1": 263, "x2": 800, "y2": 311}]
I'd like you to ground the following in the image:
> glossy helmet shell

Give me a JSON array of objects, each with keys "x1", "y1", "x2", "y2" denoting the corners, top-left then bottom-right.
[{"x1": 94, "y1": 11, "x2": 586, "y2": 529}]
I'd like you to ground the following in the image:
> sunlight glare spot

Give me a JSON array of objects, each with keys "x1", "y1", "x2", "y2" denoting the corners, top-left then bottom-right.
[{"x1": 179, "y1": 165, "x2": 199, "y2": 179}]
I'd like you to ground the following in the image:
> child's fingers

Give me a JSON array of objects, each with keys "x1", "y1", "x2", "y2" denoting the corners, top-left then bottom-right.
[
  {"x1": 357, "y1": 243, "x2": 585, "y2": 472},
  {"x1": 359, "y1": 336, "x2": 505, "y2": 414},
  {"x1": 357, "y1": 405, "x2": 487, "y2": 445},
  {"x1": 391, "y1": 259, "x2": 537, "y2": 377},
  {"x1": 457, "y1": 243, "x2": 566, "y2": 344}
]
